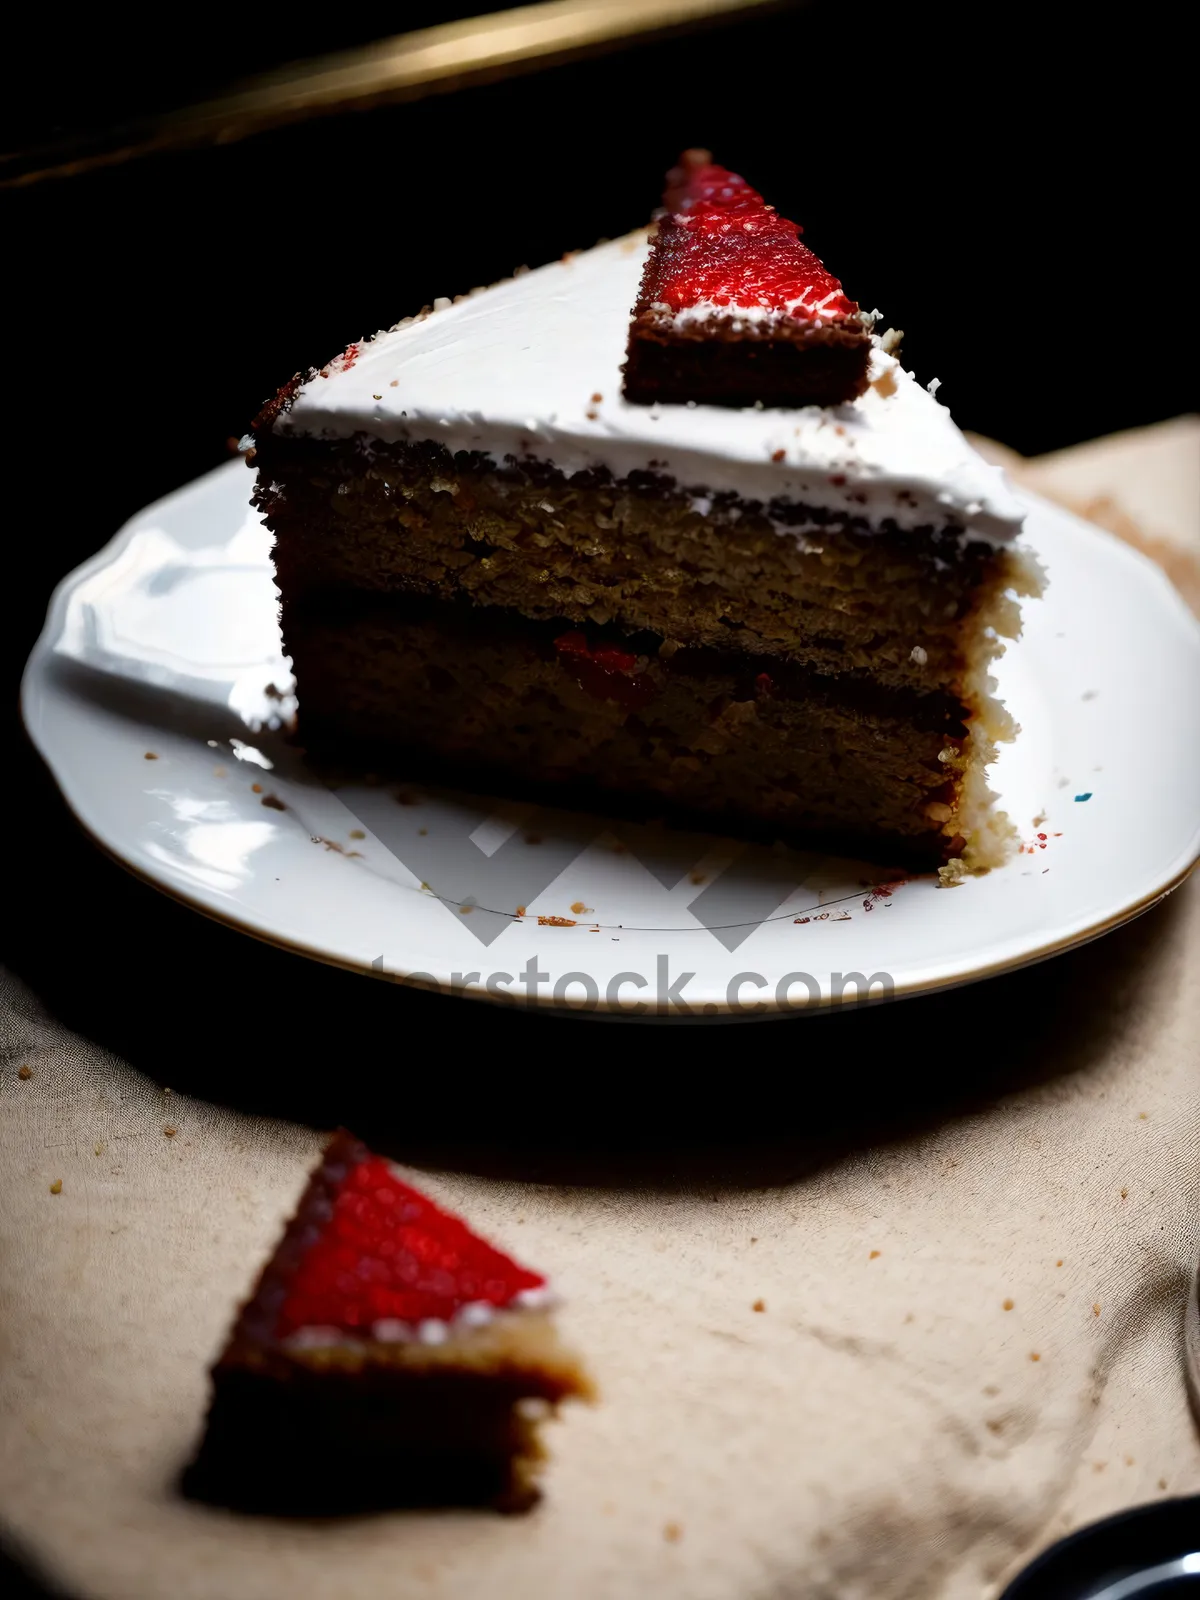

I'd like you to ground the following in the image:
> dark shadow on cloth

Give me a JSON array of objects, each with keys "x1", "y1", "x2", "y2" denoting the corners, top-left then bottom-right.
[{"x1": 0, "y1": 1530, "x2": 74, "y2": 1599}]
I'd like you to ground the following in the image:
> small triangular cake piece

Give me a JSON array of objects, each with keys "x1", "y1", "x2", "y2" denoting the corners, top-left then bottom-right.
[
  {"x1": 623, "y1": 149, "x2": 871, "y2": 408},
  {"x1": 184, "y1": 1130, "x2": 594, "y2": 1514}
]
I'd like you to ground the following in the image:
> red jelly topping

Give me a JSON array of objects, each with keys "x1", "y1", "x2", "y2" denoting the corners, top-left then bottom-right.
[
  {"x1": 649, "y1": 152, "x2": 857, "y2": 323},
  {"x1": 277, "y1": 1155, "x2": 545, "y2": 1337},
  {"x1": 322, "y1": 341, "x2": 361, "y2": 377},
  {"x1": 554, "y1": 630, "x2": 657, "y2": 712}
]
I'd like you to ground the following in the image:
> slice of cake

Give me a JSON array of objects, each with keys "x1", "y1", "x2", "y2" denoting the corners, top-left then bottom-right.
[
  {"x1": 252, "y1": 154, "x2": 1042, "y2": 876},
  {"x1": 184, "y1": 1131, "x2": 593, "y2": 1514}
]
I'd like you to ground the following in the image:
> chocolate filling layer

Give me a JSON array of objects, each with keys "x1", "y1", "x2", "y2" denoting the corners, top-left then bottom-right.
[{"x1": 286, "y1": 588, "x2": 972, "y2": 739}]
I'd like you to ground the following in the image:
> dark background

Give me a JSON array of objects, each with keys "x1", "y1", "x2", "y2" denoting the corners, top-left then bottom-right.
[
  {"x1": 1, "y1": 9, "x2": 1196, "y2": 1592},
  {"x1": 2, "y1": 0, "x2": 1193, "y2": 1052}
]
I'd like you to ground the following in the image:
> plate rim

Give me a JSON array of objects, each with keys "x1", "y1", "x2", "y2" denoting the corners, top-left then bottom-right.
[{"x1": 20, "y1": 460, "x2": 1200, "y2": 1018}]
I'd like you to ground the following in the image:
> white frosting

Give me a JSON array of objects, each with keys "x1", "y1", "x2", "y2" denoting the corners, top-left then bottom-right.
[
  {"x1": 280, "y1": 1291, "x2": 558, "y2": 1353},
  {"x1": 276, "y1": 231, "x2": 1024, "y2": 544}
]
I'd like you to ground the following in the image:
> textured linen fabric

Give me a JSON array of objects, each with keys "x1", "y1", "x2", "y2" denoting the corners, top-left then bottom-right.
[{"x1": 1, "y1": 422, "x2": 1197, "y2": 1600}]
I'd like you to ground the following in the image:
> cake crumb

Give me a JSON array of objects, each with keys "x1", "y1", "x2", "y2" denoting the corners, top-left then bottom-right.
[
  {"x1": 569, "y1": 901, "x2": 592, "y2": 915},
  {"x1": 1093, "y1": 1303, "x2": 1101, "y2": 1316},
  {"x1": 749, "y1": 1237, "x2": 758, "y2": 1244},
  {"x1": 94, "y1": 1145, "x2": 103, "y2": 1156},
  {"x1": 251, "y1": 782, "x2": 263, "y2": 794},
  {"x1": 164, "y1": 1125, "x2": 178, "y2": 1137},
  {"x1": 1056, "y1": 1259, "x2": 1064, "y2": 1267},
  {"x1": 591, "y1": 392, "x2": 603, "y2": 403},
  {"x1": 261, "y1": 794, "x2": 287, "y2": 810},
  {"x1": 18, "y1": 1065, "x2": 32, "y2": 1080},
  {"x1": 515, "y1": 906, "x2": 526, "y2": 917},
  {"x1": 349, "y1": 830, "x2": 365, "y2": 840},
  {"x1": 1120, "y1": 1187, "x2": 1128, "y2": 1200},
  {"x1": 144, "y1": 751, "x2": 158, "y2": 761},
  {"x1": 869, "y1": 1250, "x2": 881, "y2": 1260},
  {"x1": 690, "y1": 871, "x2": 707, "y2": 885},
  {"x1": 870, "y1": 367, "x2": 898, "y2": 397},
  {"x1": 1002, "y1": 1299, "x2": 1014, "y2": 1311},
  {"x1": 1159, "y1": 1478, "x2": 1168, "y2": 1491},
  {"x1": 49, "y1": 1180, "x2": 62, "y2": 1194},
  {"x1": 752, "y1": 1299, "x2": 766, "y2": 1313},
  {"x1": 1029, "y1": 1352, "x2": 1041, "y2": 1362},
  {"x1": 663, "y1": 1522, "x2": 683, "y2": 1544},
  {"x1": 909, "y1": 645, "x2": 928, "y2": 666},
  {"x1": 771, "y1": 449, "x2": 786, "y2": 462},
  {"x1": 538, "y1": 916, "x2": 576, "y2": 927}
]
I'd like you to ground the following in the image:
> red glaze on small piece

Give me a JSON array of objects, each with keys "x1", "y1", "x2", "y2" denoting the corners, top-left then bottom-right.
[
  {"x1": 277, "y1": 1155, "x2": 545, "y2": 1337},
  {"x1": 554, "y1": 631, "x2": 657, "y2": 712},
  {"x1": 653, "y1": 155, "x2": 858, "y2": 324}
]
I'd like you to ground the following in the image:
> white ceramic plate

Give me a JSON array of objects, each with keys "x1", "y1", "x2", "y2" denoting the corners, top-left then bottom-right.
[{"x1": 21, "y1": 460, "x2": 1200, "y2": 1017}]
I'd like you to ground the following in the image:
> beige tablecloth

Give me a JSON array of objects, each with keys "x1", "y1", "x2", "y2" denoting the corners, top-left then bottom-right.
[{"x1": 2, "y1": 420, "x2": 1198, "y2": 1600}]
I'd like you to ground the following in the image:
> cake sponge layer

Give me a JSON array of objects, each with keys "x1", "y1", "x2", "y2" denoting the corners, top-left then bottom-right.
[
  {"x1": 186, "y1": 1316, "x2": 575, "y2": 1514},
  {"x1": 282, "y1": 594, "x2": 1009, "y2": 869},
  {"x1": 257, "y1": 435, "x2": 1039, "y2": 701}
]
